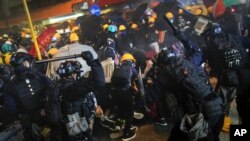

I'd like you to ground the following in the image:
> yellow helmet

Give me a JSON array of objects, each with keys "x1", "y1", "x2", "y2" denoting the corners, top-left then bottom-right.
[
  {"x1": 151, "y1": 13, "x2": 157, "y2": 19},
  {"x1": 165, "y1": 12, "x2": 174, "y2": 19},
  {"x1": 185, "y1": 5, "x2": 192, "y2": 11},
  {"x1": 70, "y1": 33, "x2": 79, "y2": 42},
  {"x1": 54, "y1": 33, "x2": 61, "y2": 39},
  {"x1": 4, "y1": 53, "x2": 12, "y2": 65},
  {"x1": 119, "y1": 25, "x2": 126, "y2": 31},
  {"x1": 121, "y1": 53, "x2": 136, "y2": 62},
  {"x1": 103, "y1": 24, "x2": 109, "y2": 30},
  {"x1": 194, "y1": 9, "x2": 202, "y2": 16},
  {"x1": 148, "y1": 17, "x2": 155, "y2": 23},
  {"x1": 71, "y1": 26, "x2": 79, "y2": 33},
  {"x1": 131, "y1": 23, "x2": 138, "y2": 29},
  {"x1": 48, "y1": 48, "x2": 58, "y2": 56},
  {"x1": 178, "y1": 9, "x2": 184, "y2": 14},
  {"x1": 207, "y1": 6, "x2": 213, "y2": 14}
]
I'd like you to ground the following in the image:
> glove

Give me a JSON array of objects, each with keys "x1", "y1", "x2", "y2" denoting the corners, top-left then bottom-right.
[{"x1": 81, "y1": 51, "x2": 94, "y2": 65}]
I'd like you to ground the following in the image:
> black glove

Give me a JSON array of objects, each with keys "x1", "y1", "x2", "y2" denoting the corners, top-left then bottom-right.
[{"x1": 81, "y1": 51, "x2": 94, "y2": 65}]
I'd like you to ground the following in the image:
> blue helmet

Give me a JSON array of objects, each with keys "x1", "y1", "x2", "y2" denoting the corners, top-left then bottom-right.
[
  {"x1": 107, "y1": 25, "x2": 118, "y2": 33},
  {"x1": 2, "y1": 44, "x2": 12, "y2": 54}
]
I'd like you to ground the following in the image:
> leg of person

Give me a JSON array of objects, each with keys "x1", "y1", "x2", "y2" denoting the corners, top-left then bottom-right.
[{"x1": 119, "y1": 89, "x2": 136, "y2": 141}]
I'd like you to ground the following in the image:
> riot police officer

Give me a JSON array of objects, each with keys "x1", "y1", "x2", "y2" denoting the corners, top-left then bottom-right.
[
  {"x1": 53, "y1": 51, "x2": 105, "y2": 141},
  {"x1": 4, "y1": 52, "x2": 52, "y2": 141}
]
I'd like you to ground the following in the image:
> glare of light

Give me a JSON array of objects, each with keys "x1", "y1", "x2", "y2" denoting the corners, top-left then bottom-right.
[
  {"x1": 101, "y1": 8, "x2": 111, "y2": 14},
  {"x1": 49, "y1": 13, "x2": 84, "y2": 24}
]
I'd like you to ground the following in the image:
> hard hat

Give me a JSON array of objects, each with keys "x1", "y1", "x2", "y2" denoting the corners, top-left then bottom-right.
[
  {"x1": 70, "y1": 33, "x2": 79, "y2": 42},
  {"x1": 178, "y1": 9, "x2": 184, "y2": 14},
  {"x1": 65, "y1": 28, "x2": 71, "y2": 33},
  {"x1": 102, "y1": 24, "x2": 109, "y2": 30},
  {"x1": 119, "y1": 25, "x2": 126, "y2": 31},
  {"x1": 148, "y1": 17, "x2": 155, "y2": 23},
  {"x1": 2, "y1": 44, "x2": 12, "y2": 54},
  {"x1": 5, "y1": 41, "x2": 12, "y2": 45},
  {"x1": 3, "y1": 34, "x2": 8, "y2": 38},
  {"x1": 207, "y1": 6, "x2": 213, "y2": 14},
  {"x1": 4, "y1": 53, "x2": 12, "y2": 65},
  {"x1": 165, "y1": 12, "x2": 174, "y2": 19},
  {"x1": 151, "y1": 13, "x2": 157, "y2": 19},
  {"x1": 194, "y1": 9, "x2": 202, "y2": 16},
  {"x1": 108, "y1": 25, "x2": 118, "y2": 33},
  {"x1": 54, "y1": 33, "x2": 61, "y2": 39},
  {"x1": 185, "y1": 5, "x2": 192, "y2": 11},
  {"x1": 131, "y1": 23, "x2": 138, "y2": 29},
  {"x1": 48, "y1": 48, "x2": 58, "y2": 56},
  {"x1": 71, "y1": 26, "x2": 79, "y2": 33},
  {"x1": 121, "y1": 53, "x2": 136, "y2": 62}
]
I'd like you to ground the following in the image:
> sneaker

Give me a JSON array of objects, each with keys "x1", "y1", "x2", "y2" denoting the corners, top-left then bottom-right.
[
  {"x1": 133, "y1": 112, "x2": 144, "y2": 120},
  {"x1": 105, "y1": 116, "x2": 116, "y2": 123},
  {"x1": 100, "y1": 120, "x2": 116, "y2": 131},
  {"x1": 130, "y1": 125, "x2": 138, "y2": 132},
  {"x1": 110, "y1": 126, "x2": 138, "y2": 140},
  {"x1": 155, "y1": 118, "x2": 168, "y2": 126},
  {"x1": 122, "y1": 131, "x2": 136, "y2": 141},
  {"x1": 114, "y1": 119, "x2": 125, "y2": 131}
]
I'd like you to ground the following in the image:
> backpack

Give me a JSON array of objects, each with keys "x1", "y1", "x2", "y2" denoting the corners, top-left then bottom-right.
[
  {"x1": 111, "y1": 64, "x2": 133, "y2": 89},
  {"x1": 44, "y1": 82, "x2": 62, "y2": 126},
  {"x1": 170, "y1": 58, "x2": 211, "y2": 100}
]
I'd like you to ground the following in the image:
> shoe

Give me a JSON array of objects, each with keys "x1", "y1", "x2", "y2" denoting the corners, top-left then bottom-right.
[
  {"x1": 100, "y1": 120, "x2": 116, "y2": 131},
  {"x1": 133, "y1": 112, "x2": 144, "y2": 120},
  {"x1": 155, "y1": 118, "x2": 168, "y2": 126},
  {"x1": 110, "y1": 126, "x2": 138, "y2": 139},
  {"x1": 122, "y1": 131, "x2": 136, "y2": 141},
  {"x1": 130, "y1": 125, "x2": 138, "y2": 132},
  {"x1": 114, "y1": 119, "x2": 125, "y2": 131},
  {"x1": 105, "y1": 116, "x2": 116, "y2": 123}
]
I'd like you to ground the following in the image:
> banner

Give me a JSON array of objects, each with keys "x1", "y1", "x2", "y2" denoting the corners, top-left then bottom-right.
[{"x1": 28, "y1": 27, "x2": 56, "y2": 57}]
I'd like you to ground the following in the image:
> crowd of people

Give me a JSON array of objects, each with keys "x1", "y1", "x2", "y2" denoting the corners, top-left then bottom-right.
[{"x1": 1, "y1": 1, "x2": 250, "y2": 141}]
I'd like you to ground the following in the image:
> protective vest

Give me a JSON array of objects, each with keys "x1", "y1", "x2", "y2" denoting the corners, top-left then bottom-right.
[{"x1": 10, "y1": 74, "x2": 46, "y2": 113}]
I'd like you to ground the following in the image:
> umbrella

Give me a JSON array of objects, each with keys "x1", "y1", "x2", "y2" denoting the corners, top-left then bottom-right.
[
  {"x1": 45, "y1": 43, "x2": 98, "y2": 80},
  {"x1": 152, "y1": 2, "x2": 179, "y2": 30},
  {"x1": 80, "y1": 15, "x2": 101, "y2": 43},
  {"x1": 132, "y1": 3, "x2": 148, "y2": 22},
  {"x1": 75, "y1": 15, "x2": 88, "y2": 25}
]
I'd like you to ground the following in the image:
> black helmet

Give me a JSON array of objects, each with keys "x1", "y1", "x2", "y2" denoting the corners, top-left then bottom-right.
[
  {"x1": 157, "y1": 48, "x2": 176, "y2": 66},
  {"x1": 10, "y1": 52, "x2": 35, "y2": 73},
  {"x1": 0, "y1": 64, "x2": 14, "y2": 82},
  {"x1": 57, "y1": 61, "x2": 82, "y2": 78},
  {"x1": 202, "y1": 24, "x2": 224, "y2": 40}
]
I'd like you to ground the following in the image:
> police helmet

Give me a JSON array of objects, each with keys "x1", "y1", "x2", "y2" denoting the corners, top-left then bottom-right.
[
  {"x1": 57, "y1": 61, "x2": 82, "y2": 78},
  {"x1": 157, "y1": 48, "x2": 176, "y2": 66},
  {"x1": 10, "y1": 52, "x2": 35, "y2": 70},
  {"x1": 0, "y1": 64, "x2": 14, "y2": 82}
]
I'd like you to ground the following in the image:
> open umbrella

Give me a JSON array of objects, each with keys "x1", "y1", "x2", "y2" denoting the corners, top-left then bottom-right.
[
  {"x1": 80, "y1": 15, "x2": 101, "y2": 43},
  {"x1": 152, "y1": 2, "x2": 179, "y2": 30},
  {"x1": 45, "y1": 43, "x2": 98, "y2": 80},
  {"x1": 132, "y1": 3, "x2": 148, "y2": 22}
]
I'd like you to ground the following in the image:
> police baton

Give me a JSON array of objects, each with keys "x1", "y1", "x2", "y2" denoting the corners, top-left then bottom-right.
[
  {"x1": 164, "y1": 16, "x2": 193, "y2": 50},
  {"x1": 36, "y1": 54, "x2": 82, "y2": 64}
]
